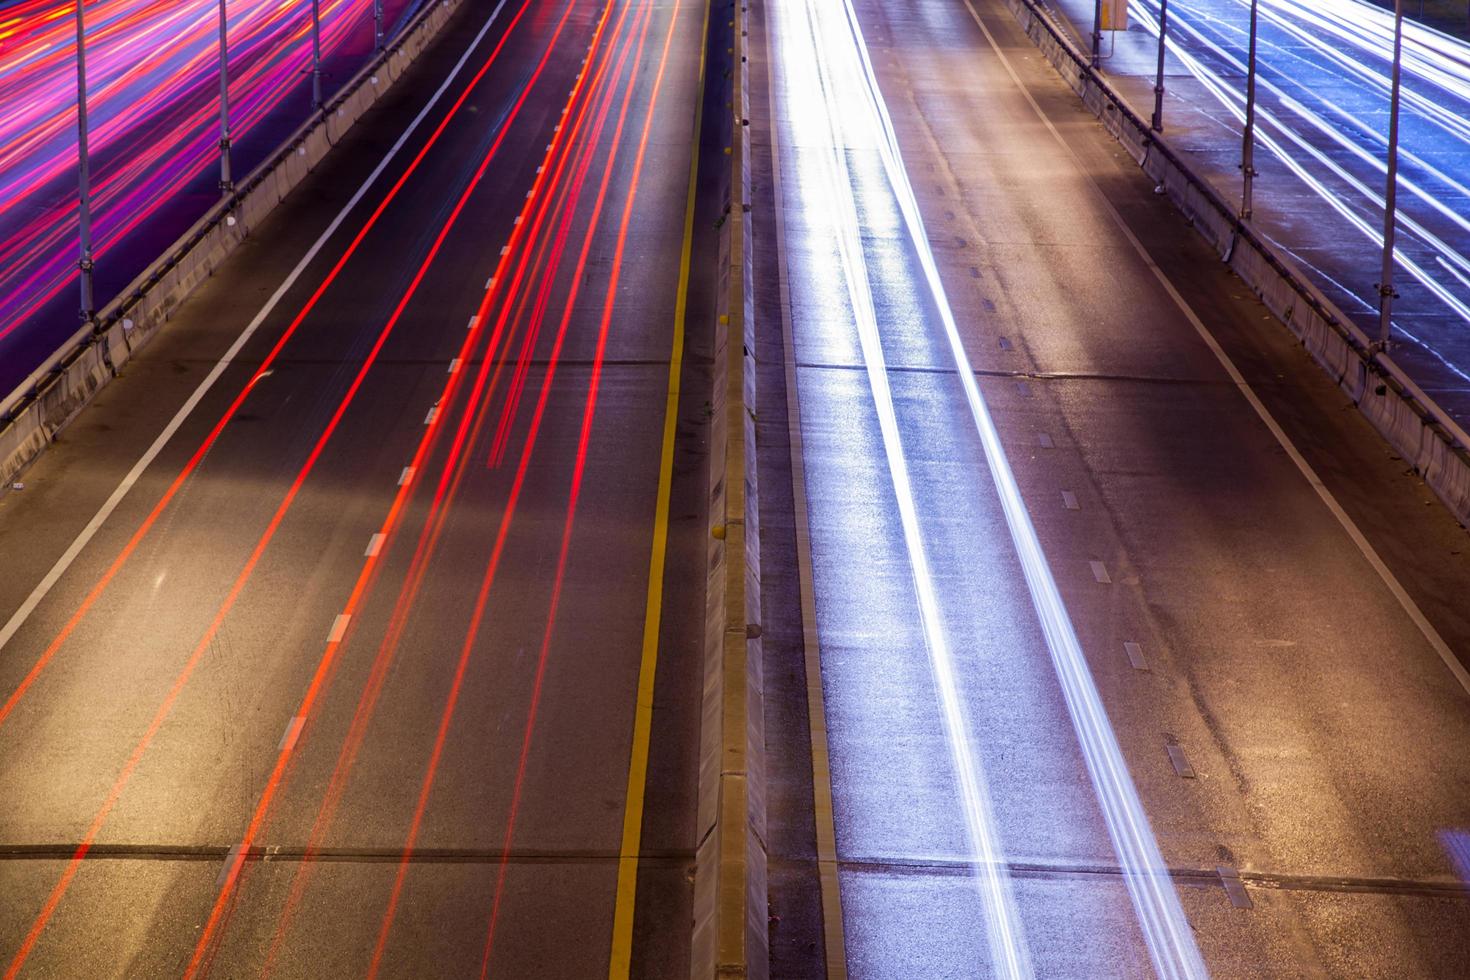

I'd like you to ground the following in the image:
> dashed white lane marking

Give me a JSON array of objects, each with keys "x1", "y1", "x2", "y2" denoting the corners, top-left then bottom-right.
[
  {"x1": 1165, "y1": 742, "x2": 1196, "y2": 778},
  {"x1": 1061, "y1": 490, "x2": 1079, "y2": 510},
  {"x1": 1217, "y1": 866, "x2": 1253, "y2": 909},
  {"x1": 499, "y1": 245, "x2": 510, "y2": 257},
  {"x1": 486, "y1": 276, "x2": 495, "y2": 289},
  {"x1": 424, "y1": 405, "x2": 438, "y2": 425},
  {"x1": 514, "y1": 215, "x2": 523, "y2": 226},
  {"x1": 468, "y1": 315, "x2": 480, "y2": 330},
  {"x1": 217, "y1": 844, "x2": 244, "y2": 887},
  {"x1": 365, "y1": 533, "x2": 386, "y2": 557},
  {"x1": 398, "y1": 466, "x2": 415, "y2": 486},
  {"x1": 1016, "y1": 380, "x2": 1032, "y2": 398},
  {"x1": 998, "y1": 336, "x2": 1012, "y2": 350},
  {"x1": 1124, "y1": 641, "x2": 1148, "y2": 670},
  {"x1": 327, "y1": 614, "x2": 351, "y2": 644},
  {"x1": 278, "y1": 715, "x2": 305, "y2": 752},
  {"x1": 448, "y1": 358, "x2": 461, "y2": 374},
  {"x1": 1089, "y1": 560, "x2": 1111, "y2": 584},
  {"x1": 1037, "y1": 432, "x2": 1054, "y2": 449}
]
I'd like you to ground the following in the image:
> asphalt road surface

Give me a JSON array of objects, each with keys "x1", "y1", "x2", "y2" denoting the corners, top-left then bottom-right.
[
  {"x1": 752, "y1": 0, "x2": 1470, "y2": 976},
  {"x1": 0, "y1": 0, "x2": 722, "y2": 975}
]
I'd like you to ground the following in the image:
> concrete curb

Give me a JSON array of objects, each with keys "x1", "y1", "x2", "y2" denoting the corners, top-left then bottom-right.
[
  {"x1": 0, "y1": 0, "x2": 464, "y2": 490},
  {"x1": 1001, "y1": 0, "x2": 1470, "y2": 527},
  {"x1": 692, "y1": 1, "x2": 767, "y2": 978}
]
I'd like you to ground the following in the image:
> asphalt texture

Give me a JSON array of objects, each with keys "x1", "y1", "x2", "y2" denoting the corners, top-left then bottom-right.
[
  {"x1": 752, "y1": 0, "x2": 1470, "y2": 976},
  {"x1": 0, "y1": 0, "x2": 723, "y2": 975}
]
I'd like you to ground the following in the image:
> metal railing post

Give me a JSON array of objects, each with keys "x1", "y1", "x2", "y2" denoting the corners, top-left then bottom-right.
[
  {"x1": 1240, "y1": 0, "x2": 1259, "y2": 220},
  {"x1": 1377, "y1": 0, "x2": 1405, "y2": 351},
  {"x1": 1152, "y1": 0, "x2": 1169, "y2": 132},
  {"x1": 75, "y1": 0, "x2": 95, "y2": 328},
  {"x1": 311, "y1": 0, "x2": 323, "y2": 111},
  {"x1": 219, "y1": 0, "x2": 233, "y2": 194},
  {"x1": 1092, "y1": 0, "x2": 1103, "y2": 68}
]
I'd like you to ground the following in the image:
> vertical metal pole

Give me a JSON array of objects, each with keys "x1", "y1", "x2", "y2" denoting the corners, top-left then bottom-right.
[
  {"x1": 311, "y1": 0, "x2": 323, "y2": 111},
  {"x1": 1240, "y1": 0, "x2": 1259, "y2": 220},
  {"x1": 218, "y1": 0, "x2": 233, "y2": 194},
  {"x1": 1152, "y1": 0, "x2": 1170, "y2": 132},
  {"x1": 1092, "y1": 0, "x2": 1104, "y2": 68},
  {"x1": 374, "y1": 0, "x2": 384, "y2": 52},
  {"x1": 1378, "y1": 0, "x2": 1405, "y2": 350},
  {"x1": 75, "y1": 0, "x2": 95, "y2": 327}
]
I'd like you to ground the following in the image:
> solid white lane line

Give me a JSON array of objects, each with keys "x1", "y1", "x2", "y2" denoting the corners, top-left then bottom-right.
[
  {"x1": 841, "y1": 2, "x2": 1208, "y2": 974},
  {"x1": 962, "y1": 0, "x2": 1470, "y2": 698},
  {"x1": 0, "y1": 0, "x2": 514, "y2": 660},
  {"x1": 327, "y1": 614, "x2": 351, "y2": 644}
]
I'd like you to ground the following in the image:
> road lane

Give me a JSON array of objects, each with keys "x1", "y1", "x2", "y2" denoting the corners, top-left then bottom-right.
[
  {"x1": 0, "y1": 0, "x2": 719, "y2": 975},
  {"x1": 754, "y1": 0, "x2": 1470, "y2": 975}
]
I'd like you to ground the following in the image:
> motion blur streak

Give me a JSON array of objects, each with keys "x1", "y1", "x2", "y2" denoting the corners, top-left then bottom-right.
[
  {"x1": 779, "y1": 0, "x2": 1033, "y2": 974},
  {"x1": 179, "y1": 5, "x2": 584, "y2": 973},
  {"x1": 1129, "y1": 0, "x2": 1470, "y2": 377},
  {"x1": 847, "y1": 2, "x2": 1210, "y2": 976},
  {"x1": 364, "y1": 0, "x2": 659, "y2": 971},
  {"x1": 0, "y1": 0, "x2": 523, "y2": 737},
  {"x1": 479, "y1": 0, "x2": 683, "y2": 971},
  {"x1": 255, "y1": 0, "x2": 621, "y2": 961},
  {"x1": 5, "y1": 57, "x2": 525, "y2": 973},
  {"x1": 2, "y1": 3, "x2": 532, "y2": 972},
  {"x1": 0, "y1": 0, "x2": 412, "y2": 360}
]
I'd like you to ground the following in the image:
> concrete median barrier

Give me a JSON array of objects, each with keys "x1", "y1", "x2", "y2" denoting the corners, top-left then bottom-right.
[{"x1": 692, "y1": 2, "x2": 768, "y2": 978}]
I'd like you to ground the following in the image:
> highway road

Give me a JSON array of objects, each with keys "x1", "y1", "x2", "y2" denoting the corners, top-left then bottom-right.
[
  {"x1": 1048, "y1": 0, "x2": 1470, "y2": 422},
  {"x1": 752, "y1": 0, "x2": 1470, "y2": 976},
  {"x1": 0, "y1": 0, "x2": 721, "y2": 975},
  {"x1": 4, "y1": 0, "x2": 1470, "y2": 976}
]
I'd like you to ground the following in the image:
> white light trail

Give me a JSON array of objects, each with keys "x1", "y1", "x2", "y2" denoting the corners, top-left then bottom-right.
[
  {"x1": 777, "y1": 0, "x2": 1034, "y2": 975},
  {"x1": 1132, "y1": 0, "x2": 1470, "y2": 350},
  {"x1": 827, "y1": 1, "x2": 1211, "y2": 977}
]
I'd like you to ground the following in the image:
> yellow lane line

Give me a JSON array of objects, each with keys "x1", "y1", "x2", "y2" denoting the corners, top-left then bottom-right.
[{"x1": 607, "y1": 0, "x2": 711, "y2": 973}]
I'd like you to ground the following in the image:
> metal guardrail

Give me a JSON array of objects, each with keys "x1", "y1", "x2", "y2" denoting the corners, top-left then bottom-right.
[
  {"x1": 1, "y1": 0, "x2": 453, "y2": 426},
  {"x1": 1007, "y1": 0, "x2": 1470, "y2": 525}
]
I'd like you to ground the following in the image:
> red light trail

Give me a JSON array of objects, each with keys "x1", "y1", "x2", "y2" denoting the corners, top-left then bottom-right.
[{"x1": 0, "y1": 0, "x2": 411, "y2": 387}]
